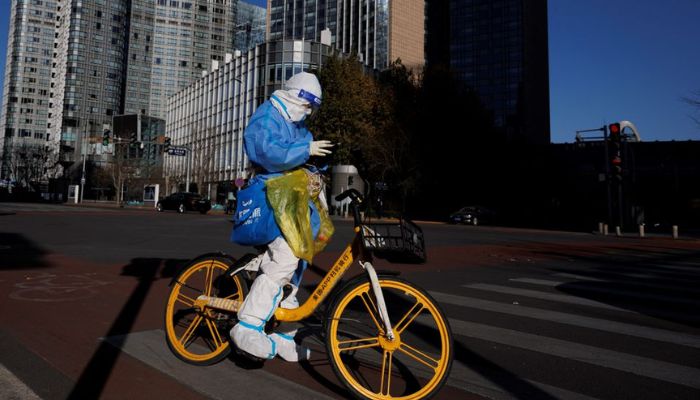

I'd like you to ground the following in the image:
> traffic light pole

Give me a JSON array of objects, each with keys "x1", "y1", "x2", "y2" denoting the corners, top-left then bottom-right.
[
  {"x1": 575, "y1": 125, "x2": 613, "y2": 227},
  {"x1": 80, "y1": 121, "x2": 90, "y2": 203},
  {"x1": 602, "y1": 125, "x2": 613, "y2": 227}
]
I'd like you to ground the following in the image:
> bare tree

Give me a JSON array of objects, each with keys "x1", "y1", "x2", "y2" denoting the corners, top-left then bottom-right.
[
  {"x1": 109, "y1": 142, "x2": 139, "y2": 204},
  {"x1": 190, "y1": 127, "x2": 214, "y2": 196},
  {"x1": 6, "y1": 142, "x2": 59, "y2": 190},
  {"x1": 683, "y1": 89, "x2": 700, "y2": 129}
]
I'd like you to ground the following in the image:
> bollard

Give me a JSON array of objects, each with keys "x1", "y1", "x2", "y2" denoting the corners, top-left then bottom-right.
[
  {"x1": 639, "y1": 224, "x2": 645, "y2": 238},
  {"x1": 603, "y1": 224, "x2": 609, "y2": 235},
  {"x1": 615, "y1": 226, "x2": 621, "y2": 236},
  {"x1": 672, "y1": 225, "x2": 678, "y2": 239},
  {"x1": 598, "y1": 222, "x2": 604, "y2": 234}
]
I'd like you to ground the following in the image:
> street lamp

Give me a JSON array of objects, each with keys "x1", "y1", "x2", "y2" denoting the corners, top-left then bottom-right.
[{"x1": 80, "y1": 120, "x2": 91, "y2": 203}]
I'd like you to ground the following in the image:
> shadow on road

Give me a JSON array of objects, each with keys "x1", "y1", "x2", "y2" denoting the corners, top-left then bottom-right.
[
  {"x1": 535, "y1": 245, "x2": 700, "y2": 327},
  {"x1": 0, "y1": 233, "x2": 51, "y2": 270},
  {"x1": 66, "y1": 257, "x2": 188, "y2": 400}
]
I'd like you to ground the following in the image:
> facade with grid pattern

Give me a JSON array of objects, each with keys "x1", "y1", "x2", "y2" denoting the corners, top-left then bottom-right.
[
  {"x1": 165, "y1": 40, "x2": 330, "y2": 196},
  {"x1": 0, "y1": 0, "x2": 60, "y2": 179}
]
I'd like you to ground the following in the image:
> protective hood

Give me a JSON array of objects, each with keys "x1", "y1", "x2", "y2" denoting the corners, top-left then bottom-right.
[{"x1": 270, "y1": 89, "x2": 311, "y2": 123}]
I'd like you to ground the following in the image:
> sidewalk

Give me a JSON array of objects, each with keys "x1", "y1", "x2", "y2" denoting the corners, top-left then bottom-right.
[{"x1": 0, "y1": 363, "x2": 41, "y2": 400}]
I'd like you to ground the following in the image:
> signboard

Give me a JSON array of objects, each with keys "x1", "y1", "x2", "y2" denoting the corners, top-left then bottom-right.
[{"x1": 168, "y1": 147, "x2": 187, "y2": 156}]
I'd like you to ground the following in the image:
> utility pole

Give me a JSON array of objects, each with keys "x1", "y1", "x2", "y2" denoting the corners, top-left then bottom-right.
[
  {"x1": 80, "y1": 121, "x2": 88, "y2": 202},
  {"x1": 186, "y1": 146, "x2": 191, "y2": 192}
]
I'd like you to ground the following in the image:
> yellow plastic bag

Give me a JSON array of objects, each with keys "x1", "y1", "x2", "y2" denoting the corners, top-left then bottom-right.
[{"x1": 266, "y1": 169, "x2": 334, "y2": 262}]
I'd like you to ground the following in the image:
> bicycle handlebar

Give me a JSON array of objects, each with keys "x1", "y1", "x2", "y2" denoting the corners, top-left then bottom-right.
[
  {"x1": 335, "y1": 189, "x2": 364, "y2": 226},
  {"x1": 335, "y1": 188, "x2": 363, "y2": 204}
]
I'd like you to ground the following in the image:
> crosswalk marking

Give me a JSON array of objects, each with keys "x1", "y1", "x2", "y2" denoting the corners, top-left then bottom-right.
[
  {"x1": 512, "y1": 276, "x2": 700, "y2": 295},
  {"x1": 461, "y1": 283, "x2": 700, "y2": 322},
  {"x1": 445, "y1": 318, "x2": 700, "y2": 389},
  {"x1": 644, "y1": 263, "x2": 700, "y2": 273},
  {"x1": 430, "y1": 290, "x2": 700, "y2": 348},
  {"x1": 554, "y1": 270, "x2": 695, "y2": 284},
  {"x1": 104, "y1": 329, "x2": 334, "y2": 400},
  {"x1": 461, "y1": 283, "x2": 633, "y2": 312},
  {"x1": 506, "y1": 278, "x2": 700, "y2": 307},
  {"x1": 437, "y1": 355, "x2": 601, "y2": 400}
]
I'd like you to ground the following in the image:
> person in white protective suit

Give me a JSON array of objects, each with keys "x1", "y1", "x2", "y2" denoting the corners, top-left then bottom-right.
[{"x1": 230, "y1": 72, "x2": 333, "y2": 362}]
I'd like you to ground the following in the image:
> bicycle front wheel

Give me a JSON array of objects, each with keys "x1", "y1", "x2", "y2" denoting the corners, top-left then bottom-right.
[
  {"x1": 326, "y1": 276, "x2": 453, "y2": 400},
  {"x1": 164, "y1": 255, "x2": 247, "y2": 365}
]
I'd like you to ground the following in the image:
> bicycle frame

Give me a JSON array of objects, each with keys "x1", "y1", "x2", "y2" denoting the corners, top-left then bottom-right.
[
  {"x1": 197, "y1": 226, "x2": 396, "y2": 339},
  {"x1": 197, "y1": 190, "x2": 397, "y2": 339},
  {"x1": 273, "y1": 230, "x2": 359, "y2": 322}
]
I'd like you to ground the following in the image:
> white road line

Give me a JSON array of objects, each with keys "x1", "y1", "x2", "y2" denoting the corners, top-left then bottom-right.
[
  {"x1": 554, "y1": 270, "x2": 693, "y2": 283},
  {"x1": 444, "y1": 318, "x2": 700, "y2": 389},
  {"x1": 430, "y1": 291, "x2": 700, "y2": 348},
  {"x1": 440, "y1": 356, "x2": 601, "y2": 400},
  {"x1": 515, "y1": 275, "x2": 700, "y2": 295},
  {"x1": 461, "y1": 283, "x2": 633, "y2": 312},
  {"x1": 303, "y1": 323, "x2": 599, "y2": 400},
  {"x1": 643, "y1": 263, "x2": 700, "y2": 273},
  {"x1": 506, "y1": 278, "x2": 700, "y2": 307},
  {"x1": 461, "y1": 283, "x2": 700, "y2": 322},
  {"x1": 0, "y1": 363, "x2": 41, "y2": 400},
  {"x1": 104, "y1": 329, "x2": 334, "y2": 400}
]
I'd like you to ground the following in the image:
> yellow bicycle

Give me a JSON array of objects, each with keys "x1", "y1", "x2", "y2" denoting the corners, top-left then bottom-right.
[{"x1": 164, "y1": 189, "x2": 454, "y2": 399}]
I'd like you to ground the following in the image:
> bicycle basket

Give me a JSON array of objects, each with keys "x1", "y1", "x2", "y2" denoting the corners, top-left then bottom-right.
[{"x1": 360, "y1": 219, "x2": 426, "y2": 263}]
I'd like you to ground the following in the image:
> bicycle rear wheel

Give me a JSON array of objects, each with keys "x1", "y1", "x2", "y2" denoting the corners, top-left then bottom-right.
[
  {"x1": 165, "y1": 255, "x2": 247, "y2": 365},
  {"x1": 326, "y1": 276, "x2": 453, "y2": 400}
]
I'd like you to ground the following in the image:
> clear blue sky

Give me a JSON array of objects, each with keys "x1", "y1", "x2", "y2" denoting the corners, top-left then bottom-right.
[{"x1": 1, "y1": 0, "x2": 698, "y2": 143}]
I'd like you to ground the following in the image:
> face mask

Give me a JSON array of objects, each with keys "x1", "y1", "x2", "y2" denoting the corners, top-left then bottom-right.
[{"x1": 271, "y1": 90, "x2": 310, "y2": 123}]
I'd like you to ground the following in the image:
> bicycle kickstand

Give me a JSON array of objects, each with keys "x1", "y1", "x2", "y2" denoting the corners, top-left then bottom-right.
[{"x1": 359, "y1": 261, "x2": 396, "y2": 341}]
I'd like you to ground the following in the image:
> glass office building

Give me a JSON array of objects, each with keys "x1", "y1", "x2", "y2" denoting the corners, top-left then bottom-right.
[
  {"x1": 235, "y1": 0, "x2": 266, "y2": 51},
  {"x1": 447, "y1": 0, "x2": 550, "y2": 144},
  {"x1": 0, "y1": 0, "x2": 60, "y2": 180},
  {"x1": 123, "y1": 0, "x2": 239, "y2": 120},
  {"x1": 268, "y1": 0, "x2": 423, "y2": 71},
  {"x1": 165, "y1": 39, "x2": 330, "y2": 197},
  {"x1": 48, "y1": 0, "x2": 130, "y2": 165},
  {"x1": 267, "y1": 0, "x2": 337, "y2": 44}
]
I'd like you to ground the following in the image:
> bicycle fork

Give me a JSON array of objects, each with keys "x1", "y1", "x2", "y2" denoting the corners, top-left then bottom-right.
[{"x1": 359, "y1": 261, "x2": 396, "y2": 341}]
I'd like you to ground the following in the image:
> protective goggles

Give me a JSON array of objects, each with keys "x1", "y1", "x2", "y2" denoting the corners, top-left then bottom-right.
[{"x1": 298, "y1": 89, "x2": 322, "y2": 108}]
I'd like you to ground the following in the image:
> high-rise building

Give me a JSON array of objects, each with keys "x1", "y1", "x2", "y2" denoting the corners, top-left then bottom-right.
[
  {"x1": 48, "y1": 0, "x2": 130, "y2": 165},
  {"x1": 235, "y1": 0, "x2": 266, "y2": 51},
  {"x1": 123, "y1": 0, "x2": 238, "y2": 120},
  {"x1": 335, "y1": 0, "x2": 424, "y2": 70},
  {"x1": 434, "y1": 0, "x2": 550, "y2": 144},
  {"x1": 267, "y1": 0, "x2": 337, "y2": 44},
  {"x1": 268, "y1": 0, "x2": 422, "y2": 71},
  {"x1": 0, "y1": 0, "x2": 59, "y2": 180}
]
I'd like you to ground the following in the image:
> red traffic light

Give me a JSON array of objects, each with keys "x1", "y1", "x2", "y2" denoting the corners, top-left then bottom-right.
[
  {"x1": 611, "y1": 156, "x2": 622, "y2": 165},
  {"x1": 609, "y1": 122, "x2": 621, "y2": 135}
]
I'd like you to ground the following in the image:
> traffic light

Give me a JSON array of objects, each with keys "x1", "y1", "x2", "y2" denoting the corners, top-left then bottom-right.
[
  {"x1": 608, "y1": 122, "x2": 622, "y2": 181},
  {"x1": 609, "y1": 122, "x2": 621, "y2": 143},
  {"x1": 611, "y1": 154, "x2": 623, "y2": 181},
  {"x1": 164, "y1": 136, "x2": 171, "y2": 152},
  {"x1": 102, "y1": 130, "x2": 110, "y2": 146}
]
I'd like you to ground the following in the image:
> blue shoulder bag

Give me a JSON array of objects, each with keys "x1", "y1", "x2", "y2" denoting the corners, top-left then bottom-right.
[{"x1": 230, "y1": 174, "x2": 282, "y2": 246}]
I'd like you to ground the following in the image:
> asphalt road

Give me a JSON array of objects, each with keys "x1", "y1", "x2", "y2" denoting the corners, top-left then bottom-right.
[{"x1": 0, "y1": 202, "x2": 699, "y2": 400}]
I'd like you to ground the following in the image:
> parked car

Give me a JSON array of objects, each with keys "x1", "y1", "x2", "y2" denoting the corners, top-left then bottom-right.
[
  {"x1": 156, "y1": 192, "x2": 211, "y2": 214},
  {"x1": 448, "y1": 206, "x2": 495, "y2": 226}
]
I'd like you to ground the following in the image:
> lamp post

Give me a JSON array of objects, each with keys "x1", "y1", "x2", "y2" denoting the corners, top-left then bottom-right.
[{"x1": 80, "y1": 121, "x2": 89, "y2": 203}]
